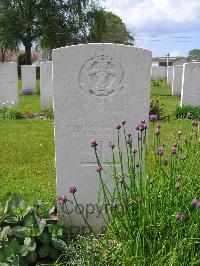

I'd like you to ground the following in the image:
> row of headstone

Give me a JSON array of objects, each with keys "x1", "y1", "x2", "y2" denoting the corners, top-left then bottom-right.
[
  {"x1": 0, "y1": 63, "x2": 18, "y2": 107},
  {"x1": 52, "y1": 43, "x2": 152, "y2": 231},
  {"x1": 21, "y1": 65, "x2": 37, "y2": 92},
  {"x1": 181, "y1": 63, "x2": 200, "y2": 107},
  {"x1": 0, "y1": 63, "x2": 53, "y2": 108},
  {"x1": 22, "y1": 64, "x2": 53, "y2": 107},
  {"x1": 151, "y1": 66, "x2": 167, "y2": 80},
  {"x1": 40, "y1": 62, "x2": 53, "y2": 107},
  {"x1": 168, "y1": 63, "x2": 200, "y2": 107}
]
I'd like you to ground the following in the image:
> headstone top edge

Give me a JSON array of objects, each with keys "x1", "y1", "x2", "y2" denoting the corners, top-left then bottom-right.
[
  {"x1": 52, "y1": 43, "x2": 152, "y2": 55},
  {"x1": 0, "y1": 62, "x2": 17, "y2": 65}
]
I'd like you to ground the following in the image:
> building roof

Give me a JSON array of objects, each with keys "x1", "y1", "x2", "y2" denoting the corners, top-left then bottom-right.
[{"x1": 152, "y1": 57, "x2": 189, "y2": 63}]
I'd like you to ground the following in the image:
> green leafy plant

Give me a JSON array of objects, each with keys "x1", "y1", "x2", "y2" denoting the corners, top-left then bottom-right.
[
  {"x1": 60, "y1": 118, "x2": 200, "y2": 265},
  {"x1": 0, "y1": 193, "x2": 68, "y2": 265},
  {"x1": 174, "y1": 106, "x2": 200, "y2": 120},
  {"x1": 41, "y1": 107, "x2": 54, "y2": 120},
  {"x1": 151, "y1": 79, "x2": 162, "y2": 87},
  {"x1": 0, "y1": 107, "x2": 23, "y2": 120},
  {"x1": 150, "y1": 97, "x2": 164, "y2": 118}
]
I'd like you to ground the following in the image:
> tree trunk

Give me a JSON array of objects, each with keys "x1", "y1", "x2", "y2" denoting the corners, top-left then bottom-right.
[
  {"x1": 1, "y1": 48, "x2": 6, "y2": 62},
  {"x1": 25, "y1": 44, "x2": 32, "y2": 65}
]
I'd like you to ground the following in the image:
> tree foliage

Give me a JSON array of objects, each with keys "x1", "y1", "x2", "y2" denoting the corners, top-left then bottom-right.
[
  {"x1": 188, "y1": 49, "x2": 200, "y2": 61},
  {"x1": 0, "y1": 0, "x2": 90, "y2": 64},
  {"x1": 87, "y1": 9, "x2": 134, "y2": 44},
  {"x1": 0, "y1": 12, "x2": 18, "y2": 62},
  {"x1": 0, "y1": 0, "x2": 134, "y2": 64}
]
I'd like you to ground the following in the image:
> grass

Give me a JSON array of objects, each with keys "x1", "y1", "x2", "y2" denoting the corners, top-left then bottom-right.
[
  {"x1": 151, "y1": 79, "x2": 180, "y2": 116},
  {"x1": 0, "y1": 120, "x2": 56, "y2": 202},
  {"x1": 0, "y1": 78, "x2": 192, "y2": 202}
]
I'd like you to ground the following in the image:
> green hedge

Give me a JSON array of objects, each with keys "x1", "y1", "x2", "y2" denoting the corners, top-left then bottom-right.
[{"x1": 174, "y1": 105, "x2": 200, "y2": 120}]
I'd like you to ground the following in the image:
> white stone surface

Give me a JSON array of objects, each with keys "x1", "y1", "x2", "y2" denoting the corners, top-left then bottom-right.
[
  {"x1": 181, "y1": 63, "x2": 200, "y2": 107},
  {"x1": 172, "y1": 65, "x2": 183, "y2": 96},
  {"x1": 167, "y1": 66, "x2": 173, "y2": 85},
  {"x1": 21, "y1": 65, "x2": 36, "y2": 92},
  {"x1": 53, "y1": 43, "x2": 152, "y2": 232},
  {"x1": 151, "y1": 66, "x2": 167, "y2": 80},
  {"x1": 0, "y1": 62, "x2": 18, "y2": 107},
  {"x1": 40, "y1": 61, "x2": 53, "y2": 107}
]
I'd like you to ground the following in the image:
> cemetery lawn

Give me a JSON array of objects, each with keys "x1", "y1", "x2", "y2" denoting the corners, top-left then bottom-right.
[
  {"x1": 0, "y1": 120, "x2": 56, "y2": 203},
  {"x1": 18, "y1": 79, "x2": 41, "y2": 113},
  {"x1": 151, "y1": 79, "x2": 180, "y2": 115},
  {"x1": 0, "y1": 78, "x2": 190, "y2": 203}
]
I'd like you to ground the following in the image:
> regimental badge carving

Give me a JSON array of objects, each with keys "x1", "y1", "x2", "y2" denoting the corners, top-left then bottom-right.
[{"x1": 79, "y1": 55, "x2": 124, "y2": 97}]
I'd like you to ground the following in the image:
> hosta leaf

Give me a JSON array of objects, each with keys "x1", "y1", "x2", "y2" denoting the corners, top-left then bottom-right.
[
  {"x1": 10, "y1": 239, "x2": 21, "y2": 255},
  {"x1": 12, "y1": 226, "x2": 31, "y2": 238},
  {"x1": 51, "y1": 238, "x2": 68, "y2": 251},
  {"x1": 24, "y1": 237, "x2": 36, "y2": 251}
]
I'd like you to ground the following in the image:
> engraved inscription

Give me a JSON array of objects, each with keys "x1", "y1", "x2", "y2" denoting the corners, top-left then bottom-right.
[{"x1": 79, "y1": 55, "x2": 124, "y2": 97}]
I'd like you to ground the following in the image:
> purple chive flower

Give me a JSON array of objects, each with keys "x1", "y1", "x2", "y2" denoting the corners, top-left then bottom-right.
[
  {"x1": 196, "y1": 202, "x2": 200, "y2": 208},
  {"x1": 109, "y1": 140, "x2": 115, "y2": 149},
  {"x1": 136, "y1": 162, "x2": 139, "y2": 168},
  {"x1": 96, "y1": 165, "x2": 102, "y2": 173},
  {"x1": 140, "y1": 119, "x2": 145, "y2": 124},
  {"x1": 143, "y1": 123, "x2": 147, "y2": 130},
  {"x1": 139, "y1": 123, "x2": 145, "y2": 132},
  {"x1": 176, "y1": 213, "x2": 186, "y2": 222},
  {"x1": 22, "y1": 87, "x2": 34, "y2": 95},
  {"x1": 156, "y1": 147, "x2": 164, "y2": 156},
  {"x1": 58, "y1": 195, "x2": 67, "y2": 203},
  {"x1": 127, "y1": 132, "x2": 131, "y2": 138},
  {"x1": 176, "y1": 213, "x2": 181, "y2": 221},
  {"x1": 135, "y1": 124, "x2": 139, "y2": 130},
  {"x1": 118, "y1": 176, "x2": 124, "y2": 184},
  {"x1": 133, "y1": 148, "x2": 137, "y2": 154},
  {"x1": 149, "y1": 114, "x2": 158, "y2": 122},
  {"x1": 155, "y1": 128, "x2": 160, "y2": 136},
  {"x1": 171, "y1": 146, "x2": 177, "y2": 155},
  {"x1": 68, "y1": 185, "x2": 77, "y2": 194},
  {"x1": 116, "y1": 124, "x2": 121, "y2": 130},
  {"x1": 175, "y1": 183, "x2": 182, "y2": 190},
  {"x1": 91, "y1": 138, "x2": 98, "y2": 148},
  {"x1": 126, "y1": 139, "x2": 132, "y2": 145},
  {"x1": 191, "y1": 199, "x2": 198, "y2": 206},
  {"x1": 121, "y1": 120, "x2": 126, "y2": 126}
]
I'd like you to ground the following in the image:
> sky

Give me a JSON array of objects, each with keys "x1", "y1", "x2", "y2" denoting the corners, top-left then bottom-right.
[{"x1": 101, "y1": 0, "x2": 200, "y2": 57}]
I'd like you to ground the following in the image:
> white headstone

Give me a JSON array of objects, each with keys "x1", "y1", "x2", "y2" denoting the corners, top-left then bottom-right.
[
  {"x1": 167, "y1": 66, "x2": 173, "y2": 85},
  {"x1": 21, "y1": 65, "x2": 36, "y2": 92},
  {"x1": 151, "y1": 66, "x2": 167, "y2": 80},
  {"x1": 0, "y1": 62, "x2": 18, "y2": 107},
  {"x1": 40, "y1": 62, "x2": 53, "y2": 107},
  {"x1": 172, "y1": 65, "x2": 183, "y2": 96},
  {"x1": 53, "y1": 44, "x2": 152, "y2": 232},
  {"x1": 181, "y1": 63, "x2": 200, "y2": 107}
]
